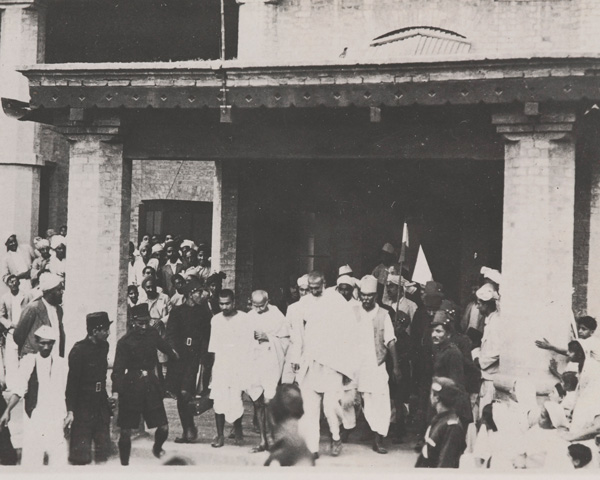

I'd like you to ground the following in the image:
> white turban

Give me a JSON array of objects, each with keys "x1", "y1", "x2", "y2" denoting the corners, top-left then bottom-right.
[
  {"x1": 36, "y1": 238, "x2": 50, "y2": 249},
  {"x1": 3, "y1": 233, "x2": 16, "y2": 245},
  {"x1": 39, "y1": 273, "x2": 63, "y2": 292},
  {"x1": 151, "y1": 243, "x2": 163, "y2": 254},
  {"x1": 338, "y1": 264, "x2": 353, "y2": 277},
  {"x1": 297, "y1": 274, "x2": 309, "y2": 288},
  {"x1": 50, "y1": 235, "x2": 66, "y2": 249},
  {"x1": 336, "y1": 275, "x2": 356, "y2": 287},
  {"x1": 480, "y1": 266, "x2": 502, "y2": 286},
  {"x1": 359, "y1": 275, "x2": 378, "y2": 294},
  {"x1": 476, "y1": 283, "x2": 499, "y2": 302},
  {"x1": 180, "y1": 239, "x2": 194, "y2": 250},
  {"x1": 34, "y1": 325, "x2": 58, "y2": 341}
]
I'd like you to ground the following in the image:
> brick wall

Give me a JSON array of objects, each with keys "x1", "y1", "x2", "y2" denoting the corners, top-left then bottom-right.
[
  {"x1": 238, "y1": 0, "x2": 596, "y2": 63},
  {"x1": 62, "y1": 132, "x2": 131, "y2": 358},
  {"x1": 494, "y1": 113, "x2": 576, "y2": 391},
  {"x1": 129, "y1": 160, "x2": 215, "y2": 241}
]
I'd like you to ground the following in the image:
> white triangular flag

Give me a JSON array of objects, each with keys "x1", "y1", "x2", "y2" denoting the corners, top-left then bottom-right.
[{"x1": 412, "y1": 245, "x2": 432, "y2": 285}]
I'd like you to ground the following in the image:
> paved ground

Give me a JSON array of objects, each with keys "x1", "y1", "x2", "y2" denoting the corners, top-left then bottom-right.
[{"x1": 4, "y1": 391, "x2": 420, "y2": 468}]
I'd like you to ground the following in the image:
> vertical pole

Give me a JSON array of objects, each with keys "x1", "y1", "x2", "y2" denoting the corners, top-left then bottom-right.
[{"x1": 220, "y1": 0, "x2": 226, "y2": 61}]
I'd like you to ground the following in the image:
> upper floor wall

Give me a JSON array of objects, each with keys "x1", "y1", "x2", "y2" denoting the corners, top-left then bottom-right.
[{"x1": 237, "y1": 0, "x2": 600, "y2": 63}]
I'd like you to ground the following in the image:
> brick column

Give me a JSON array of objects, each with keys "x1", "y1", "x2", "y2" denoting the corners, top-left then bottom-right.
[
  {"x1": 211, "y1": 160, "x2": 238, "y2": 293},
  {"x1": 60, "y1": 119, "x2": 131, "y2": 362},
  {"x1": 0, "y1": 0, "x2": 46, "y2": 245},
  {"x1": 492, "y1": 109, "x2": 576, "y2": 393},
  {"x1": 236, "y1": 0, "x2": 279, "y2": 62}
]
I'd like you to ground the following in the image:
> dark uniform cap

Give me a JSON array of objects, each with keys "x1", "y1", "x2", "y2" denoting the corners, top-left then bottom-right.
[
  {"x1": 182, "y1": 277, "x2": 203, "y2": 296},
  {"x1": 431, "y1": 376, "x2": 462, "y2": 408},
  {"x1": 86, "y1": 311, "x2": 112, "y2": 330},
  {"x1": 423, "y1": 281, "x2": 444, "y2": 309},
  {"x1": 130, "y1": 303, "x2": 151, "y2": 321},
  {"x1": 431, "y1": 310, "x2": 453, "y2": 328}
]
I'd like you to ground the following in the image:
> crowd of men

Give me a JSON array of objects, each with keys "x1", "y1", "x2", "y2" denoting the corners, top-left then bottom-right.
[{"x1": 1, "y1": 231, "x2": 600, "y2": 469}]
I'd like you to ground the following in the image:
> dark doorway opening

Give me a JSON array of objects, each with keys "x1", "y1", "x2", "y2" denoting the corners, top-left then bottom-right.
[
  {"x1": 138, "y1": 199, "x2": 212, "y2": 246},
  {"x1": 240, "y1": 158, "x2": 503, "y2": 307}
]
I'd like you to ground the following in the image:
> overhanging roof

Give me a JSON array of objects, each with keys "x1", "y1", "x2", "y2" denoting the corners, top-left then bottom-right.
[{"x1": 19, "y1": 53, "x2": 600, "y2": 111}]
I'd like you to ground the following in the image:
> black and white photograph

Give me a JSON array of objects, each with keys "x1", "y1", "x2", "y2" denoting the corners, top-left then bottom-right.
[{"x1": 0, "y1": 0, "x2": 599, "y2": 474}]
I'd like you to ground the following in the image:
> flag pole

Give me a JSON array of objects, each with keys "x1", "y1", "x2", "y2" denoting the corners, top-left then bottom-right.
[{"x1": 395, "y1": 223, "x2": 407, "y2": 320}]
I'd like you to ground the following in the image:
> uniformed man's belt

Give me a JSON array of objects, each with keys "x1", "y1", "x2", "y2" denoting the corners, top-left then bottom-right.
[{"x1": 82, "y1": 382, "x2": 105, "y2": 392}]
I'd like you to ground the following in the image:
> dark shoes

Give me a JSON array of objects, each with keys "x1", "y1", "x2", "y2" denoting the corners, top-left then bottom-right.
[
  {"x1": 152, "y1": 444, "x2": 165, "y2": 458},
  {"x1": 174, "y1": 427, "x2": 198, "y2": 444},
  {"x1": 372, "y1": 434, "x2": 388, "y2": 454},
  {"x1": 331, "y1": 439, "x2": 343, "y2": 457},
  {"x1": 211, "y1": 435, "x2": 225, "y2": 448}
]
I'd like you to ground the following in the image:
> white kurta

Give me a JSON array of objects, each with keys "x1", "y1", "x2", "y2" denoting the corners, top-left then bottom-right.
[
  {"x1": 297, "y1": 293, "x2": 358, "y2": 452},
  {"x1": 1, "y1": 247, "x2": 33, "y2": 291},
  {"x1": 209, "y1": 310, "x2": 252, "y2": 422},
  {"x1": 570, "y1": 337, "x2": 600, "y2": 432},
  {"x1": 282, "y1": 300, "x2": 305, "y2": 384},
  {"x1": 41, "y1": 298, "x2": 62, "y2": 361},
  {"x1": 3, "y1": 292, "x2": 24, "y2": 391},
  {"x1": 355, "y1": 305, "x2": 395, "y2": 435},
  {"x1": 13, "y1": 353, "x2": 68, "y2": 466},
  {"x1": 246, "y1": 306, "x2": 289, "y2": 401}
]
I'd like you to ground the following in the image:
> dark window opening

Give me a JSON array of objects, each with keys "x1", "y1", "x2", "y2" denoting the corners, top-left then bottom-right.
[
  {"x1": 138, "y1": 199, "x2": 212, "y2": 246},
  {"x1": 45, "y1": 0, "x2": 239, "y2": 63}
]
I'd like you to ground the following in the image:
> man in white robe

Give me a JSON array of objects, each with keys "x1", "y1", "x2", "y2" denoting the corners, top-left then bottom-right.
[
  {"x1": 246, "y1": 290, "x2": 290, "y2": 452},
  {"x1": 282, "y1": 274, "x2": 309, "y2": 384},
  {"x1": 1, "y1": 234, "x2": 34, "y2": 292},
  {"x1": 0, "y1": 325, "x2": 68, "y2": 466},
  {"x1": 209, "y1": 289, "x2": 252, "y2": 448},
  {"x1": 353, "y1": 275, "x2": 400, "y2": 454},
  {"x1": 295, "y1": 271, "x2": 358, "y2": 459}
]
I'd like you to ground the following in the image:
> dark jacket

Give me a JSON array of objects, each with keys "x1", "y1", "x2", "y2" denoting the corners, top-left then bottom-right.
[
  {"x1": 166, "y1": 302, "x2": 212, "y2": 357},
  {"x1": 111, "y1": 328, "x2": 176, "y2": 411},
  {"x1": 415, "y1": 410, "x2": 466, "y2": 468},
  {"x1": 66, "y1": 337, "x2": 111, "y2": 426}
]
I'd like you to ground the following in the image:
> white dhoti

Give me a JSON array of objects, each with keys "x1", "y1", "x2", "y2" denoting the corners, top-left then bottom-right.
[
  {"x1": 479, "y1": 379, "x2": 495, "y2": 419},
  {"x1": 281, "y1": 359, "x2": 296, "y2": 384},
  {"x1": 210, "y1": 386, "x2": 244, "y2": 423},
  {"x1": 357, "y1": 362, "x2": 391, "y2": 436},
  {"x1": 340, "y1": 386, "x2": 358, "y2": 430},
  {"x1": 3, "y1": 334, "x2": 19, "y2": 392},
  {"x1": 360, "y1": 391, "x2": 391, "y2": 436},
  {"x1": 21, "y1": 409, "x2": 68, "y2": 466},
  {"x1": 298, "y1": 361, "x2": 344, "y2": 454}
]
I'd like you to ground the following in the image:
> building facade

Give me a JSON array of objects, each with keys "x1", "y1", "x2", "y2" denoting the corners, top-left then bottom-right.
[{"x1": 2, "y1": 0, "x2": 600, "y2": 392}]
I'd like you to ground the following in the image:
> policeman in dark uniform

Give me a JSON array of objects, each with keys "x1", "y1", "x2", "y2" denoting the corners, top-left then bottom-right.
[
  {"x1": 415, "y1": 377, "x2": 466, "y2": 469},
  {"x1": 112, "y1": 303, "x2": 179, "y2": 465},
  {"x1": 166, "y1": 277, "x2": 212, "y2": 443},
  {"x1": 64, "y1": 311, "x2": 113, "y2": 465}
]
